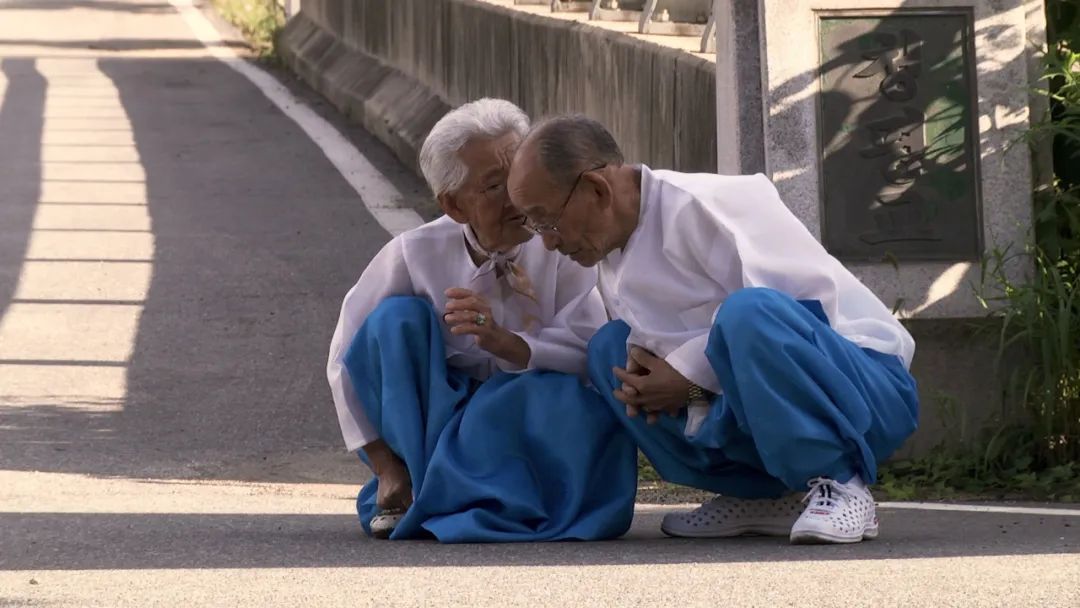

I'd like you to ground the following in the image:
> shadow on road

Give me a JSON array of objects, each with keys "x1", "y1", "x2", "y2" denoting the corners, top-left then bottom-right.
[
  {"x1": 0, "y1": 58, "x2": 45, "y2": 336},
  {"x1": 0, "y1": 1, "x2": 174, "y2": 13},
  {"x1": 0, "y1": 38, "x2": 247, "y2": 51},
  {"x1": 0, "y1": 54, "x2": 419, "y2": 484},
  {"x1": 1, "y1": 507, "x2": 1076, "y2": 570}
]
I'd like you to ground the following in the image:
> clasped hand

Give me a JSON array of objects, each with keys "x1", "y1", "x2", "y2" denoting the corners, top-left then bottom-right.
[{"x1": 612, "y1": 346, "x2": 692, "y2": 424}]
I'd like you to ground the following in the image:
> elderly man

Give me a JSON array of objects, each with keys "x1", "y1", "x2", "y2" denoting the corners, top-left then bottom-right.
[
  {"x1": 327, "y1": 101, "x2": 636, "y2": 542},
  {"x1": 507, "y1": 115, "x2": 918, "y2": 544}
]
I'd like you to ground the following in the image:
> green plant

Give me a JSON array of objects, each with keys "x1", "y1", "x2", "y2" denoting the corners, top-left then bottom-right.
[
  {"x1": 980, "y1": 244, "x2": 1079, "y2": 466},
  {"x1": 878, "y1": 431, "x2": 1080, "y2": 501},
  {"x1": 880, "y1": 384, "x2": 1079, "y2": 501},
  {"x1": 637, "y1": 451, "x2": 661, "y2": 482},
  {"x1": 212, "y1": 0, "x2": 285, "y2": 61},
  {"x1": 977, "y1": 6, "x2": 1080, "y2": 468}
]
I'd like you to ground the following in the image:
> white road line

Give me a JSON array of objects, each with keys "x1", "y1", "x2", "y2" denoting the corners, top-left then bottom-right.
[
  {"x1": 167, "y1": 0, "x2": 424, "y2": 237},
  {"x1": 878, "y1": 502, "x2": 1080, "y2": 517},
  {"x1": 651, "y1": 501, "x2": 1080, "y2": 517}
]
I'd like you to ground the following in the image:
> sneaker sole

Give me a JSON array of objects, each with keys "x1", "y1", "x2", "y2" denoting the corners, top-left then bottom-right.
[
  {"x1": 789, "y1": 526, "x2": 879, "y2": 545},
  {"x1": 661, "y1": 521, "x2": 793, "y2": 539}
]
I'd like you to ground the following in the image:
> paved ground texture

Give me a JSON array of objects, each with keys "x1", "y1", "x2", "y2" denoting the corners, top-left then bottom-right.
[{"x1": 0, "y1": 1, "x2": 1077, "y2": 607}]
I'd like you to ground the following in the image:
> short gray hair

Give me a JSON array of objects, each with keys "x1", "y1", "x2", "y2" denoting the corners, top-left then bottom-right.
[
  {"x1": 529, "y1": 115, "x2": 624, "y2": 190},
  {"x1": 418, "y1": 98, "x2": 530, "y2": 196}
]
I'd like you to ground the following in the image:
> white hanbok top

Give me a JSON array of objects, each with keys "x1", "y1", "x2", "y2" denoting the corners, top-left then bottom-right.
[
  {"x1": 598, "y1": 166, "x2": 915, "y2": 395},
  {"x1": 327, "y1": 215, "x2": 608, "y2": 451}
]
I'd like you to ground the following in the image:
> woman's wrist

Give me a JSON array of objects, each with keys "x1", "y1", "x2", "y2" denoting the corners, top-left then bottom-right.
[{"x1": 492, "y1": 329, "x2": 531, "y2": 368}]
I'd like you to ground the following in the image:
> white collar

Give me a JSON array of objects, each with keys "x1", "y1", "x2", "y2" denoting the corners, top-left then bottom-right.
[{"x1": 462, "y1": 223, "x2": 523, "y2": 270}]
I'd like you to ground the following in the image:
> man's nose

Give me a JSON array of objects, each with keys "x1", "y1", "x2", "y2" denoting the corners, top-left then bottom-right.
[{"x1": 541, "y1": 232, "x2": 560, "y2": 251}]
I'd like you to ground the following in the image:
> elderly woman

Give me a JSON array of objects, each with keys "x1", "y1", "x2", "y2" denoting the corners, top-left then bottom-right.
[{"x1": 327, "y1": 99, "x2": 636, "y2": 542}]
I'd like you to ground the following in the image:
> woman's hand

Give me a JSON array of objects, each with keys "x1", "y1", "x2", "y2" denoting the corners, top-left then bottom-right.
[{"x1": 444, "y1": 288, "x2": 530, "y2": 368}]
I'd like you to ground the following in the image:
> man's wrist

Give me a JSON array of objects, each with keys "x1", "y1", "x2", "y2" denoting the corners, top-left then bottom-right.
[{"x1": 686, "y1": 382, "x2": 712, "y2": 404}]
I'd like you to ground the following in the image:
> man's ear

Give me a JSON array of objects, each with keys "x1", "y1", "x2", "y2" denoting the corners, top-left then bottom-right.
[
  {"x1": 582, "y1": 171, "x2": 612, "y2": 211},
  {"x1": 438, "y1": 191, "x2": 469, "y2": 224}
]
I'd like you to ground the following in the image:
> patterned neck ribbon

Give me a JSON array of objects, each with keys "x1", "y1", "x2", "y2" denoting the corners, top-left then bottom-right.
[{"x1": 463, "y1": 225, "x2": 540, "y2": 331}]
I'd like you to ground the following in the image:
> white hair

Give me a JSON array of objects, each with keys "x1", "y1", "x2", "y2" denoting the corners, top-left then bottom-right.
[{"x1": 418, "y1": 98, "x2": 529, "y2": 196}]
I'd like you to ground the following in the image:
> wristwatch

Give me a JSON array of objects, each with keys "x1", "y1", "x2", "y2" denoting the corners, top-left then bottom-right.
[{"x1": 687, "y1": 383, "x2": 710, "y2": 404}]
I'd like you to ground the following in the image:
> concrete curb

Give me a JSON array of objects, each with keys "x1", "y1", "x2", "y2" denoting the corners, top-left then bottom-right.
[{"x1": 278, "y1": 14, "x2": 451, "y2": 177}]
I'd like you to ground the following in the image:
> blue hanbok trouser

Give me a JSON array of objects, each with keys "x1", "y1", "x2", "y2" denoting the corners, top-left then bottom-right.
[
  {"x1": 344, "y1": 296, "x2": 637, "y2": 542},
  {"x1": 587, "y1": 288, "x2": 919, "y2": 498}
]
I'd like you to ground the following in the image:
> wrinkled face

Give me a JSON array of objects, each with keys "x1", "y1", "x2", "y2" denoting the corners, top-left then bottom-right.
[
  {"x1": 440, "y1": 131, "x2": 532, "y2": 253},
  {"x1": 506, "y1": 142, "x2": 615, "y2": 267}
]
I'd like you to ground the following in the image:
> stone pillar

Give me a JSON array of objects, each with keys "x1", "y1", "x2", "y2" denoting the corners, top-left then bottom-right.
[
  {"x1": 713, "y1": 0, "x2": 764, "y2": 174},
  {"x1": 717, "y1": 0, "x2": 1046, "y2": 319},
  {"x1": 714, "y1": 0, "x2": 1048, "y2": 453}
]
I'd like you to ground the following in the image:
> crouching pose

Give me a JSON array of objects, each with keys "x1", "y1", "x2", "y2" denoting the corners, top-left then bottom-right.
[
  {"x1": 327, "y1": 100, "x2": 637, "y2": 542},
  {"x1": 507, "y1": 116, "x2": 919, "y2": 544}
]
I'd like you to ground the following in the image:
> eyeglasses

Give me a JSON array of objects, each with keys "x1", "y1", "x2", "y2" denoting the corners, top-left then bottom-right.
[{"x1": 523, "y1": 164, "x2": 606, "y2": 235}]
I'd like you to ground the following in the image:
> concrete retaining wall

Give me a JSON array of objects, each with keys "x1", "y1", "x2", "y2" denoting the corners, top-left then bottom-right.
[
  {"x1": 280, "y1": 0, "x2": 717, "y2": 176},
  {"x1": 279, "y1": 15, "x2": 449, "y2": 176}
]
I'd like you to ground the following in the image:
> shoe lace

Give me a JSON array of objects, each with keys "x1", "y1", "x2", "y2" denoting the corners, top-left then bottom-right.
[{"x1": 802, "y1": 477, "x2": 843, "y2": 509}]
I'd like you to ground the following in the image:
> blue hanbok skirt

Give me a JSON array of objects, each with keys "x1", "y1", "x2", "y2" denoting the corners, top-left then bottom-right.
[{"x1": 345, "y1": 296, "x2": 637, "y2": 542}]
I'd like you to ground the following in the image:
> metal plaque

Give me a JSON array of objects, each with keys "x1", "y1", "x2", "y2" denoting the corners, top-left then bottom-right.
[{"x1": 817, "y1": 12, "x2": 982, "y2": 261}]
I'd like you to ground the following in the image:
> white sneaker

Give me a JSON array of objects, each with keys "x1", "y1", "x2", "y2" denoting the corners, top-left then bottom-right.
[
  {"x1": 789, "y1": 476, "x2": 879, "y2": 544},
  {"x1": 661, "y1": 493, "x2": 804, "y2": 538}
]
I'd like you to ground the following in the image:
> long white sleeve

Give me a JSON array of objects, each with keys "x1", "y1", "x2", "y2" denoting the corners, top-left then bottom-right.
[
  {"x1": 652, "y1": 182, "x2": 745, "y2": 395},
  {"x1": 664, "y1": 333, "x2": 722, "y2": 394},
  {"x1": 326, "y1": 238, "x2": 414, "y2": 452},
  {"x1": 505, "y1": 258, "x2": 607, "y2": 376},
  {"x1": 664, "y1": 173, "x2": 913, "y2": 372},
  {"x1": 599, "y1": 167, "x2": 913, "y2": 403},
  {"x1": 667, "y1": 175, "x2": 844, "y2": 301}
]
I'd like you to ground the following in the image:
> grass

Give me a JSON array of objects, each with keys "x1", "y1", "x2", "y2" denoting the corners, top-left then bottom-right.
[
  {"x1": 878, "y1": 5, "x2": 1080, "y2": 501},
  {"x1": 210, "y1": 0, "x2": 285, "y2": 61},
  {"x1": 980, "y1": 31, "x2": 1080, "y2": 469},
  {"x1": 634, "y1": 453, "x2": 713, "y2": 504},
  {"x1": 878, "y1": 450, "x2": 1079, "y2": 502},
  {"x1": 637, "y1": 448, "x2": 1080, "y2": 503}
]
